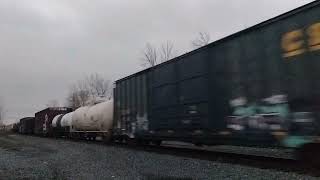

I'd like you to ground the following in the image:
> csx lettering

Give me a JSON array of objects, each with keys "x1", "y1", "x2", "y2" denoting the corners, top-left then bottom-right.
[
  {"x1": 282, "y1": 30, "x2": 305, "y2": 58},
  {"x1": 282, "y1": 22, "x2": 320, "y2": 58},
  {"x1": 308, "y1": 22, "x2": 320, "y2": 51}
]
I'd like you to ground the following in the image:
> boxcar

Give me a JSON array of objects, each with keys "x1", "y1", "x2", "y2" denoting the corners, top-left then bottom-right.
[
  {"x1": 34, "y1": 107, "x2": 72, "y2": 136},
  {"x1": 19, "y1": 117, "x2": 35, "y2": 134},
  {"x1": 113, "y1": 1, "x2": 320, "y2": 149}
]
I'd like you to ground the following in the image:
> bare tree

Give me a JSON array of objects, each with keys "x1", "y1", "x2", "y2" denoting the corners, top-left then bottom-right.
[
  {"x1": 67, "y1": 90, "x2": 78, "y2": 110},
  {"x1": 191, "y1": 32, "x2": 211, "y2": 48},
  {"x1": 160, "y1": 41, "x2": 174, "y2": 62},
  {"x1": 141, "y1": 43, "x2": 158, "y2": 67},
  {"x1": 67, "y1": 73, "x2": 112, "y2": 109},
  {"x1": 67, "y1": 81, "x2": 91, "y2": 110},
  {"x1": 85, "y1": 73, "x2": 112, "y2": 98},
  {"x1": 67, "y1": 90, "x2": 81, "y2": 110},
  {"x1": 141, "y1": 41, "x2": 175, "y2": 68}
]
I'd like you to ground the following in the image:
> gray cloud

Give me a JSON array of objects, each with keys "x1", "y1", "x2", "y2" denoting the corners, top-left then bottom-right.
[{"x1": 0, "y1": 0, "x2": 314, "y2": 122}]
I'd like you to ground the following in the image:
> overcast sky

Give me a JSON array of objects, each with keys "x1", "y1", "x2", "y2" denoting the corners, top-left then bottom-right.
[{"x1": 0, "y1": 0, "x2": 315, "y2": 123}]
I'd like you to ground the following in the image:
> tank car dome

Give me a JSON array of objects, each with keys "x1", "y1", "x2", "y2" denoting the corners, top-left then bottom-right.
[
  {"x1": 52, "y1": 114, "x2": 63, "y2": 127},
  {"x1": 61, "y1": 112, "x2": 74, "y2": 127}
]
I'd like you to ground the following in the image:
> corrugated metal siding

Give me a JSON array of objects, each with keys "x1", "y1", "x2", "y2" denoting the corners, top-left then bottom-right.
[
  {"x1": 114, "y1": 70, "x2": 150, "y2": 136},
  {"x1": 176, "y1": 51, "x2": 209, "y2": 131},
  {"x1": 149, "y1": 50, "x2": 210, "y2": 132},
  {"x1": 150, "y1": 61, "x2": 178, "y2": 130}
]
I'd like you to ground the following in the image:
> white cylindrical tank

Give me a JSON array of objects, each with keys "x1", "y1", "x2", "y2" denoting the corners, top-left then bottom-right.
[
  {"x1": 61, "y1": 112, "x2": 73, "y2": 127},
  {"x1": 52, "y1": 114, "x2": 63, "y2": 127},
  {"x1": 72, "y1": 106, "x2": 90, "y2": 130},
  {"x1": 71, "y1": 100, "x2": 113, "y2": 131}
]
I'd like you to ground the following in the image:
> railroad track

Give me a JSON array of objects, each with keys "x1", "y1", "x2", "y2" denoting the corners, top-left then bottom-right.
[
  {"x1": 28, "y1": 135, "x2": 320, "y2": 177},
  {"x1": 111, "y1": 141, "x2": 320, "y2": 177}
]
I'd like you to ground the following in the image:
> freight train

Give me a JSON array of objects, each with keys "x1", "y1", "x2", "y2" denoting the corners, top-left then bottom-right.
[{"x1": 16, "y1": 1, "x2": 320, "y2": 164}]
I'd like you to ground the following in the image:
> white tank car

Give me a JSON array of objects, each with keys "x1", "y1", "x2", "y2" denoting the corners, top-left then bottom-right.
[
  {"x1": 72, "y1": 100, "x2": 114, "y2": 132},
  {"x1": 52, "y1": 114, "x2": 63, "y2": 127},
  {"x1": 61, "y1": 112, "x2": 73, "y2": 127},
  {"x1": 72, "y1": 106, "x2": 90, "y2": 130}
]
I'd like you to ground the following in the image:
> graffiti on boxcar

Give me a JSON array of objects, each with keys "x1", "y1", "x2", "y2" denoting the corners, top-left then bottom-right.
[
  {"x1": 227, "y1": 95, "x2": 289, "y2": 131},
  {"x1": 227, "y1": 93, "x2": 318, "y2": 146},
  {"x1": 43, "y1": 114, "x2": 49, "y2": 133},
  {"x1": 136, "y1": 114, "x2": 149, "y2": 131}
]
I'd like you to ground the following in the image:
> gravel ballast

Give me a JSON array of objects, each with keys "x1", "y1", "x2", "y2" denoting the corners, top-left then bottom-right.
[
  {"x1": 162, "y1": 141, "x2": 294, "y2": 159},
  {"x1": 0, "y1": 134, "x2": 317, "y2": 180}
]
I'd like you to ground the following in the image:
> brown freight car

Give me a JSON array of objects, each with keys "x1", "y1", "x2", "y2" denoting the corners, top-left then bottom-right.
[{"x1": 34, "y1": 107, "x2": 72, "y2": 136}]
